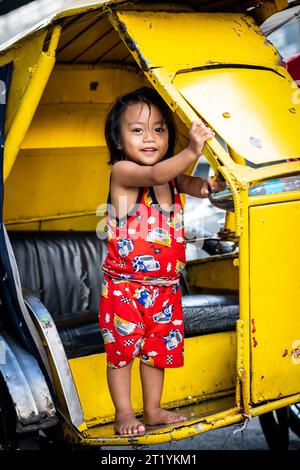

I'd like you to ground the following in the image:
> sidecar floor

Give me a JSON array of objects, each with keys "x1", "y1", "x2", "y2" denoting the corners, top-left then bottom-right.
[{"x1": 79, "y1": 393, "x2": 237, "y2": 446}]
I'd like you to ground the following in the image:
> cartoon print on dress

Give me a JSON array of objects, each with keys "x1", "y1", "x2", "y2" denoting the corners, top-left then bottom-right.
[
  {"x1": 140, "y1": 354, "x2": 154, "y2": 366},
  {"x1": 166, "y1": 355, "x2": 173, "y2": 365},
  {"x1": 175, "y1": 260, "x2": 186, "y2": 273},
  {"x1": 119, "y1": 273, "x2": 134, "y2": 280},
  {"x1": 147, "y1": 216, "x2": 156, "y2": 225},
  {"x1": 134, "y1": 286, "x2": 159, "y2": 308},
  {"x1": 144, "y1": 191, "x2": 155, "y2": 208},
  {"x1": 121, "y1": 295, "x2": 131, "y2": 305},
  {"x1": 101, "y1": 328, "x2": 116, "y2": 344},
  {"x1": 172, "y1": 283, "x2": 180, "y2": 294},
  {"x1": 113, "y1": 289, "x2": 122, "y2": 296},
  {"x1": 147, "y1": 350, "x2": 158, "y2": 357},
  {"x1": 132, "y1": 255, "x2": 160, "y2": 272},
  {"x1": 107, "y1": 362, "x2": 118, "y2": 369},
  {"x1": 114, "y1": 314, "x2": 136, "y2": 336},
  {"x1": 164, "y1": 329, "x2": 183, "y2": 350},
  {"x1": 133, "y1": 338, "x2": 143, "y2": 357},
  {"x1": 148, "y1": 243, "x2": 162, "y2": 255},
  {"x1": 101, "y1": 279, "x2": 109, "y2": 298},
  {"x1": 146, "y1": 227, "x2": 172, "y2": 247},
  {"x1": 166, "y1": 208, "x2": 184, "y2": 231},
  {"x1": 117, "y1": 238, "x2": 134, "y2": 257},
  {"x1": 153, "y1": 304, "x2": 174, "y2": 324}
]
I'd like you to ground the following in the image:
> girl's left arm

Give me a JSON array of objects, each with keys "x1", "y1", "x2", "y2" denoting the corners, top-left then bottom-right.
[{"x1": 176, "y1": 173, "x2": 226, "y2": 198}]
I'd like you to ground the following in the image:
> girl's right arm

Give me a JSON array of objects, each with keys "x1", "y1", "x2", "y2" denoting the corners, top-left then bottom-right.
[{"x1": 112, "y1": 121, "x2": 214, "y2": 187}]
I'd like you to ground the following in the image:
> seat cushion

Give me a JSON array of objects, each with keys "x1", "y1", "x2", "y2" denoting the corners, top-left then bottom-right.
[
  {"x1": 9, "y1": 231, "x2": 107, "y2": 322},
  {"x1": 182, "y1": 294, "x2": 239, "y2": 335}
]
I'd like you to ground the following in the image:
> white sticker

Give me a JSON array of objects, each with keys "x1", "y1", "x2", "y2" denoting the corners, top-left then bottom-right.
[{"x1": 291, "y1": 339, "x2": 300, "y2": 365}]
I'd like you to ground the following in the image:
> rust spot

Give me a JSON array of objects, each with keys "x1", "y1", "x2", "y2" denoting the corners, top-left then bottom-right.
[
  {"x1": 252, "y1": 337, "x2": 258, "y2": 348},
  {"x1": 282, "y1": 349, "x2": 288, "y2": 357},
  {"x1": 240, "y1": 16, "x2": 254, "y2": 30},
  {"x1": 233, "y1": 28, "x2": 241, "y2": 37},
  {"x1": 276, "y1": 56, "x2": 284, "y2": 66},
  {"x1": 117, "y1": 19, "x2": 150, "y2": 71},
  {"x1": 251, "y1": 318, "x2": 256, "y2": 334}
]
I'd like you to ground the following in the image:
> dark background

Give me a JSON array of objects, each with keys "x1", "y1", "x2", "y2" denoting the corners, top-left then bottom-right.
[{"x1": 0, "y1": 0, "x2": 33, "y2": 15}]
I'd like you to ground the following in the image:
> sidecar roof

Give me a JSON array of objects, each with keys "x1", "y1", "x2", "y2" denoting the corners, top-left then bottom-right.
[{"x1": 0, "y1": 0, "x2": 287, "y2": 53}]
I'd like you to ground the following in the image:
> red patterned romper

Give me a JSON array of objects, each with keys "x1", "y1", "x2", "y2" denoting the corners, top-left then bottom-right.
[{"x1": 99, "y1": 178, "x2": 186, "y2": 369}]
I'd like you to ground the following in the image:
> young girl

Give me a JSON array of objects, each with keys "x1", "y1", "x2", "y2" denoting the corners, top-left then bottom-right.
[{"x1": 99, "y1": 87, "x2": 224, "y2": 436}]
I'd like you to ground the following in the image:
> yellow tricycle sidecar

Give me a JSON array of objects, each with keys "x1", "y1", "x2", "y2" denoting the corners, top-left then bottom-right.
[{"x1": 0, "y1": 0, "x2": 300, "y2": 450}]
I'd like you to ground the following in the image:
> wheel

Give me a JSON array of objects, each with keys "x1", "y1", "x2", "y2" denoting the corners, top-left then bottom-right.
[
  {"x1": 289, "y1": 403, "x2": 300, "y2": 438},
  {"x1": 259, "y1": 407, "x2": 289, "y2": 451},
  {"x1": 0, "y1": 375, "x2": 44, "y2": 450},
  {"x1": 0, "y1": 375, "x2": 17, "y2": 450}
]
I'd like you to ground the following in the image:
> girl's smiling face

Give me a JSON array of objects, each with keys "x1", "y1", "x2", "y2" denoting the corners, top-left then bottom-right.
[{"x1": 118, "y1": 102, "x2": 169, "y2": 166}]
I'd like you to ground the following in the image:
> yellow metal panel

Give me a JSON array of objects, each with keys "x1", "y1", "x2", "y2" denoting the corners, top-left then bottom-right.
[
  {"x1": 174, "y1": 68, "x2": 300, "y2": 165},
  {"x1": 7, "y1": 222, "x2": 41, "y2": 231},
  {"x1": 250, "y1": 201, "x2": 300, "y2": 402},
  {"x1": 41, "y1": 66, "x2": 145, "y2": 104},
  {"x1": 41, "y1": 215, "x2": 100, "y2": 231},
  {"x1": 21, "y1": 104, "x2": 108, "y2": 149},
  {"x1": 0, "y1": 31, "x2": 47, "y2": 135},
  {"x1": 3, "y1": 27, "x2": 61, "y2": 182},
  {"x1": 69, "y1": 333, "x2": 236, "y2": 426},
  {"x1": 114, "y1": 11, "x2": 281, "y2": 70},
  {"x1": 4, "y1": 149, "x2": 109, "y2": 225},
  {"x1": 187, "y1": 254, "x2": 239, "y2": 292}
]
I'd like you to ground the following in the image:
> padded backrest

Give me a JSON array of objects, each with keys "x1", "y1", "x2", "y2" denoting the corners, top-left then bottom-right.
[{"x1": 9, "y1": 231, "x2": 107, "y2": 322}]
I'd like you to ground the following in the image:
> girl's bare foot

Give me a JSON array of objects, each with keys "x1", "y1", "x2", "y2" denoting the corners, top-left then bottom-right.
[
  {"x1": 143, "y1": 407, "x2": 187, "y2": 426},
  {"x1": 114, "y1": 411, "x2": 146, "y2": 435}
]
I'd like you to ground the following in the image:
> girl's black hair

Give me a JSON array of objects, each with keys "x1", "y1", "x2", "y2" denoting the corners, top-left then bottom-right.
[{"x1": 105, "y1": 87, "x2": 177, "y2": 165}]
